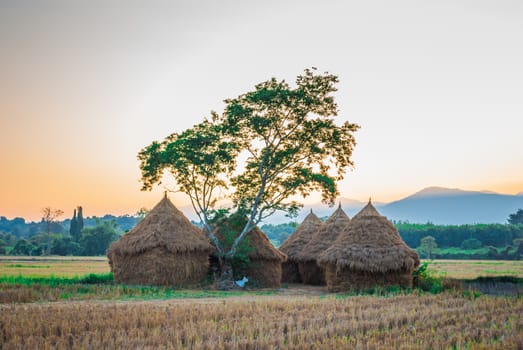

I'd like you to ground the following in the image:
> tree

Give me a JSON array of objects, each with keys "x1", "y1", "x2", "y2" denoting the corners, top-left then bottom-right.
[
  {"x1": 136, "y1": 207, "x2": 149, "y2": 220},
  {"x1": 508, "y1": 209, "x2": 523, "y2": 225},
  {"x1": 460, "y1": 238, "x2": 482, "y2": 250},
  {"x1": 79, "y1": 220, "x2": 119, "y2": 256},
  {"x1": 139, "y1": 68, "x2": 359, "y2": 280},
  {"x1": 419, "y1": 236, "x2": 438, "y2": 259},
  {"x1": 11, "y1": 239, "x2": 34, "y2": 256},
  {"x1": 41, "y1": 207, "x2": 64, "y2": 255},
  {"x1": 0, "y1": 239, "x2": 7, "y2": 255},
  {"x1": 69, "y1": 208, "x2": 79, "y2": 240},
  {"x1": 51, "y1": 236, "x2": 81, "y2": 256},
  {"x1": 77, "y1": 206, "x2": 84, "y2": 232}
]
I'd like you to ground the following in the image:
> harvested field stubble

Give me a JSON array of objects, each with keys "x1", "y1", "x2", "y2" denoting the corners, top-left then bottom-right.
[{"x1": 1, "y1": 293, "x2": 522, "y2": 349}]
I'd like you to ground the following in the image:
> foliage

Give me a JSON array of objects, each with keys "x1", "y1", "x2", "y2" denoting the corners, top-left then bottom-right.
[
  {"x1": 79, "y1": 220, "x2": 120, "y2": 256},
  {"x1": 138, "y1": 68, "x2": 359, "y2": 261},
  {"x1": 0, "y1": 239, "x2": 7, "y2": 254},
  {"x1": 261, "y1": 221, "x2": 298, "y2": 246},
  {"x1": 396, "y1": 222, "x2": 523, "y2": 248},
  {"x1": 419, "y1": 236, "x2": 438, "y2": 259},
  {"x1": 69, "y1": 208, "x2": 77, "y2": 238},
  {"x1": 508, "y1": 208, "x2": 523, "y2": 224},
  {"x1": 77, "y1": 206, "x2": 84, "y2": 233},
  {"x1": 10, "y1": 239, "x2": 35, "y2": 255},
  {"x1": 413, "y1": 261, "x2": 443, "y2": 293},
  {"x1": 460, "y1": 238, "x2": 482, "y2": 250},
  {"x1": 207, "y1": 209, "x2": 255, "y2": 278},
  {"x1": 69, "y1": 207, "x2": 81, "y2": 241},
  {"x1": 51, "y1": 236, "x2": 82, "y2": 256}
]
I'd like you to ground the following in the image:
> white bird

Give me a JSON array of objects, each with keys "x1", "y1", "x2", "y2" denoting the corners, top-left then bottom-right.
[{"x1": 235, "y1": 276, "x2": 248, "y2": 288}]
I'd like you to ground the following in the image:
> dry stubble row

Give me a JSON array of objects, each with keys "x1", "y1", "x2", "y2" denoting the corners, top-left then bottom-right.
[{"x1": 1, "y1": 293, "x2": 522, "y2": 349}]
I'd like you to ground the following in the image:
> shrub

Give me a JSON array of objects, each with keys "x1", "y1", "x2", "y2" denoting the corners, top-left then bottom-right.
[
  {"x1": 460, "y1": 238, "x2": 482, "y2": 250},
  {"x1": 413, "y1": 262, "x2": 443, "y2": 293}
]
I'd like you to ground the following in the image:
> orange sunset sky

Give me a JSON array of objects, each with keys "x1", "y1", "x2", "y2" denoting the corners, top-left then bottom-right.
[{"x1": 1, "y1": 1, "x2": 522, "y2": 222}]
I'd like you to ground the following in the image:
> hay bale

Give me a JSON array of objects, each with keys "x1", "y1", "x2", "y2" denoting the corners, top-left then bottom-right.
[
  {"x1": 279, "y1": 211, "x2": 323, "y2": 283},
  {"x1": 324, "y1": 265, "x2": 413, "y2": 292},
  {"x1": 110, "y1": 247, "x2": 210, "y2": 286},
  {"x1": 281, "y1": 261, "x2": 301, "y2": 283},
  {"x1": 240, "y1": 226, "x2": 287, "y2": 288},
  {"x1": 318, "y1": 201, "x2": 420, "y2": 292},
  {"x1": 107, "y1": 195, "x2": 214, "y2": 287},
  {"x1": 213, "y1": 214, "x2": 287, "y2": 288},
  {"x1": 296, "y1": 205, "x2": 350, "y2": 285}
]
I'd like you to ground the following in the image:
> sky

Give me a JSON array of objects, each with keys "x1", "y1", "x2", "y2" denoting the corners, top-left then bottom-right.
[{"x1": 1, "y1": 0, "x2": 522, "y2": 222}]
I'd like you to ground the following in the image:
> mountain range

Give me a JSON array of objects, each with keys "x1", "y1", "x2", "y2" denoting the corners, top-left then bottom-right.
[{"x1": 263, "y1": 187, "x2": 523, "y2": 225}]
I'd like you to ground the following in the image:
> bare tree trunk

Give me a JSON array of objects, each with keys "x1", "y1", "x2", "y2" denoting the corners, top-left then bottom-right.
[{"x1": 217, "y1": 259, "x2": 237, "y2": 290}]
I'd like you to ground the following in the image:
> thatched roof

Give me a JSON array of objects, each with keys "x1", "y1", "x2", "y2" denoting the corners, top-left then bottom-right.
[
  {"x1": 246, "y1": 226, "x2": 287, "y2": 262},
  {"x1": 279, "y1": 211, "x2": 323, "y2": 259},
  {"x1": 296, "y1": 204, "x2": 350, "y2": 262},
  {"x1": 107, "y1": 196, "x2": 214, "y2": 256},
  {"x1": 317, "y1": 201, "x2": 419, "y2": 273},
  {"x1": 213, "y1": 214, "x2": 287, "y2": 262}
]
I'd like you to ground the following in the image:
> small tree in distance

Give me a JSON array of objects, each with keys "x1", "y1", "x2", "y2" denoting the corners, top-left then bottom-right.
[
  {"x1": 41, "y1": 207, "x2": 64, "y2": 255},
  {"x1": 508, "y1": 209, "x2": 523, "y2": 225},
  {"x1": 69, "y1": 208, "x2": 78, "y2": 240},
  {"x1": 139, "y1": 68, "x2": 359, "y2": 283},
  {"x1": 420, "y1": 236, "x2": 438, "y2": 259}
]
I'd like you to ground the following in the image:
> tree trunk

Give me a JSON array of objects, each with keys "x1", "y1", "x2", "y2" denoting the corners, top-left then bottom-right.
[{"x1": 216, "y1": 259, "x2": 238, "y2": 290}]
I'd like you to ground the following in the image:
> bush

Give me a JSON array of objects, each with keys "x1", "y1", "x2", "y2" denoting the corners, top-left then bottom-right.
[
  {"x1": 11, "y1": 239, "x2": 35, "y2": 255},
  {"x1": 413, "y1": 262, "x2": 443, "y2": 293},
  {"x1": 460, "y1": 238, "x2": 482, "y2": 250}
]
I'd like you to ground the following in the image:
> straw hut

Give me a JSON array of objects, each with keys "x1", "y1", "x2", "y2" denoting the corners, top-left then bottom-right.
[
  {"x1": 279, "y1": 210, "x2": 324, "y2": 283},
  {"x1": 213, "y1": 214, "x2": 287, "y2": 288},
  {"x1": 296, "y1": 204, "x2": 350, "y2": 285},
  {"x1": 318, "y1": 201, "x2": 420, "y2": 292},
  {"x1": 107, "y1": 195, "x2": 214, "y2": 286}
]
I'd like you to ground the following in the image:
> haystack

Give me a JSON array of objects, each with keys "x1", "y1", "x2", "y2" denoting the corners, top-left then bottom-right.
[
  {"x1": 213, "y1": 214, "x2": 287, "y2": 288},
  {"x1": 107, "y1": 195, "x2": 214, "y2": 286},
  {"x1": 317, "y1": 201, "x2": 420, "y2": 292},
  {"x1": 279, "y1": 210, "x2": 323, "y2": 283},
  {"x1": 296, "y1": 204, "x2": 350, "y2": 285}
]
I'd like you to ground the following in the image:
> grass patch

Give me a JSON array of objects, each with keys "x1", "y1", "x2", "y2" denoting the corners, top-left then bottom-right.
[
  {"x1": 0, "y1": 272, "x2": 270, "y2": 303},
  {"x1": 0, "y1": 272, "x2": 114, "y2": 286},
  {"x1": 4, "y1": 264, "x2": 51, "y2": 269}
]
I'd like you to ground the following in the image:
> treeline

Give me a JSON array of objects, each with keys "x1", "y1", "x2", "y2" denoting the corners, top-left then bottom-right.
[
  {"x1": 261, "y1": 222, "x2": 298, "y2": 247},
  {"x1": 0, "y1": 220, "x2": 120, "y2": 256},
  {"x1": 261, "y1": 221, "x2": 523, "y2": 260},
  {"x1": 396, "y1": 223, "x2": 523, "y2": 248},
  {"x1": 0, "y1": 215, "x2": 139, "y2": 240},
  {"x1": 396, "y1": 223, "x2": 523, "y2": 260},
  {"x1": 0, "y1": 214, "x2": 137, "y2": 256}
]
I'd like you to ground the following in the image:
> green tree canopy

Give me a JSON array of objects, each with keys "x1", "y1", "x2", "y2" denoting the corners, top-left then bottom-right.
[
  {"x1": 419, "y1": 236, "x2": 438, "y2": 259},
  {"x1": 79, "y1": 220, "x2": 119, "y2": 256},
  {"x1": 11, "y1": 239, "x2": 34, "y2": 256},
  {"x1": 139, "y1": 68, "x2": 359, "y2": 266},
  {"x1": 508, "y1": 209, "x2": 523, "y2": 225}
]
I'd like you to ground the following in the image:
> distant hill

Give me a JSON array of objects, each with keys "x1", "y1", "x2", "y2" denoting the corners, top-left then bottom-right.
[
  {"x1": 264, "y1": 187, "x2": 523, "y2": 225},
  {"x1": 379, "y1": 187, "x2": 523, "y2": 225},
  {"x1": 260, "y1": 197, "x2": 386, "y2": 224}
]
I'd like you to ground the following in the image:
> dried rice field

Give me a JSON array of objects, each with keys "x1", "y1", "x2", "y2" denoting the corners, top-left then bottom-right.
[
  {"x1": 1, "y1": 293, "x2": 522, "y2": 349},
  {"x1": 1, "y1": 257, "x2": 523, "y2": 348},
  {"x1": 427, "y1": 260, "x2": 523, "y2": 279},
  {"x1": 1, "y1": 257, "x2": 522, "y2": 279},
  {"x1": 0, "y1": 256, "x2": 109, "y2": 277}
]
